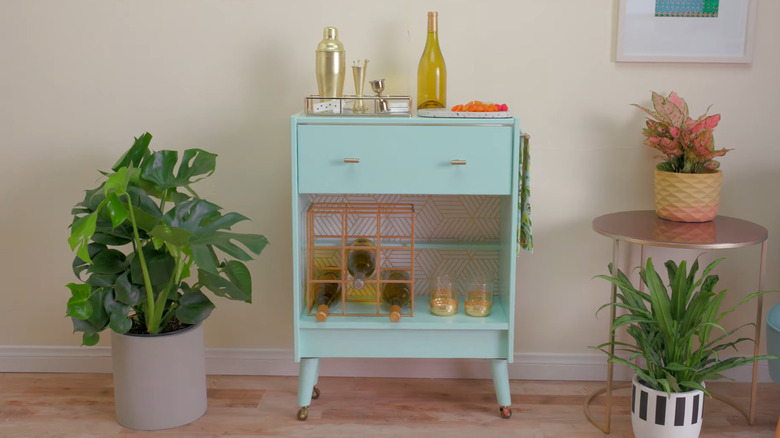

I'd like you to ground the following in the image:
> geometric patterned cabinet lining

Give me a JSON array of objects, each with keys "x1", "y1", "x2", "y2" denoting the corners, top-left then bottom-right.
[{"x1": 309, "y1": 194, "x2": 500, "y2": 297}]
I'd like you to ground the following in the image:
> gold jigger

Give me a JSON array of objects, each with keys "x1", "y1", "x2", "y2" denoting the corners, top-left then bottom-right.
[{"x1": 370, "y1": 79, "x2": 388, "y2": 113}]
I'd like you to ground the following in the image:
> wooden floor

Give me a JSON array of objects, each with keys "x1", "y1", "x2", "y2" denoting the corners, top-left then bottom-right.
[{"x1": 1, "y1": 373, "x2": 778, "y2": 437}]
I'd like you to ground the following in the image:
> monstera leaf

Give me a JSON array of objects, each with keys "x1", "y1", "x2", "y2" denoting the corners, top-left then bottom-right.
[
  {"x1": 147, "y1": 199, "x2": 267, "y2": 303},
  {"x1": 141, "y1": 149, "x2": 217, "y2": 191},
  {"x1": 197, "y1": 260, "x2": 253, "y2": 302},
  {"x1": 114, "y1": 272, "x2": 143, "y2": 306},
  {"x1": 152, "y1": 199, "x2": 268, "y2": 272},
  {"x1": 103, "y1": 289, "x2": 132, "y2": 334},
  {"x1": 112, "y1": 133, "x2": 152, "y2": 172},
  {"x1": 175, "y1": 287, "x2": 216, "y2": 324},
  {"x1": 129, "y1": 244, "x2": 176, "y2": 289},
  {"x1": 72, "y1": 318, "x2": 101, "y2": 346}
]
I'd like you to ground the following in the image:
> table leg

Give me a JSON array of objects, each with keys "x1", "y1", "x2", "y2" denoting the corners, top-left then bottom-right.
[
  {"x1": 639, "y1": 244, "x2": 645, "y2": 292},
  {"x1": 749, "y1": 240, "x2": 767, "y2": 425},
  {"x1": 584, "y1": 238, "x2": 620, "y2": 433}
]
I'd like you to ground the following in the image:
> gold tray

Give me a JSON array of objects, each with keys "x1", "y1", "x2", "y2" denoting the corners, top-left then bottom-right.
[{"x1": 304, "y1": 95, "x2": 412, "y2": 116}]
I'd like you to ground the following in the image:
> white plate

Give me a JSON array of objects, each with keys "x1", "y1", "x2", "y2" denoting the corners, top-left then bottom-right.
[{"x1": 418, "y1": 109, "x2": 512, "y2": 118}]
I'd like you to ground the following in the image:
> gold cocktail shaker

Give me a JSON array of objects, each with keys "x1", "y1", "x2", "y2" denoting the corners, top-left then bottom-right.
[{"x1": 315, "y1": 27, "x2": 345, "y2": 98}]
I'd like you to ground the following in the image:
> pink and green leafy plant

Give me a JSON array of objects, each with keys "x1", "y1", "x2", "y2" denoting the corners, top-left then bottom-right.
[{"x1": 634, "y1": 91, "x2": 731, "y2": 174}]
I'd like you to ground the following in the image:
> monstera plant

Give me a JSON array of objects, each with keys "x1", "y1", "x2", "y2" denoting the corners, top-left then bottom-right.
[{"x1": 66, "y1": 133, "x2": 268, "y2": 345}]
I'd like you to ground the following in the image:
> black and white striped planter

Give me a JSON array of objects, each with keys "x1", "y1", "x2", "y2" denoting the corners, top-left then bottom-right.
[{"x1": 631, "y1": 375, "x2": 704, "y2": 438}]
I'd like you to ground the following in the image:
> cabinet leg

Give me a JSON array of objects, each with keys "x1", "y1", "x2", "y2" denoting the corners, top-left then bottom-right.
[
  {"x1": 311, "y1": 357, "x2": 322, "y2": 399},
  {"x1": 490, "y1": 359, "x2": 512, "y2": 416},
  {"x1": 297, "y1": 358, "x2": 321, "y2": 408}
]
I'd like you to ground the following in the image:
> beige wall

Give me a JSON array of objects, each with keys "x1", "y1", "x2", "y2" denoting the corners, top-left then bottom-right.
[{"x1": 2, "y1": 0, "x2": 778, "y2": 357}]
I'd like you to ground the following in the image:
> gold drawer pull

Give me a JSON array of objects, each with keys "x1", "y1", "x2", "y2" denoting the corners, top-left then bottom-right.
[
  {"x1": 343, "y1": 158, "x2": 360, "y2": 163},
  {"x1": 450, "y1": 160, "x2": 467, "y2": 165}
]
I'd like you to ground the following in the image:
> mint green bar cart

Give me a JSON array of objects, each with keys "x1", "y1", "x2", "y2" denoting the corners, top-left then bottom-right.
[{"x1": 290, "y1": 113, "x2": 523, "y2": 420}]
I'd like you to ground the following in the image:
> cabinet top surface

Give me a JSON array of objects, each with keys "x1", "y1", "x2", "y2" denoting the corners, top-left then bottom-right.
[
  {"x1": 292, "y1": 112, "x2": 520, "y2": 127},
  {"x1": 592, "y1": 210, "x2": 768, "y2": 249}
]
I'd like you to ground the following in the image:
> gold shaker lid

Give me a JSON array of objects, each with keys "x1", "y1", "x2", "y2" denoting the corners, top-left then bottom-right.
[
  {"x1": 323, "y1": 26, "x2": 337, "y2": 39},
  {"x1": 317, "y1": 26, "x2": 344, "y2": 51}
]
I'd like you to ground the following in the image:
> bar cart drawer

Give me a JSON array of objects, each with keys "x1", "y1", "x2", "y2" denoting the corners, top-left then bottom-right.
[
  {"x1": 298, "y1": 329, "x2": 509, "y2": 359},
  {"x1": 296, "y1": 124, "x2": 513, "y2": 194}
]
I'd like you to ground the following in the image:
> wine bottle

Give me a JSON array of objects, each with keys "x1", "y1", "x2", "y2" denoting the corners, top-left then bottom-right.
[
  {"x1": 417, "y1": 11, "x2": 447, "y2": 109},
  {"x1": 312, "y1": 271, "x2": 341, "y2": 322},
  {"x1": 347, "y1": 238, "x2": 376, "y2": 290},
  {"x1": 381, "y1": 270, "x2": 412, "y2": 322}
]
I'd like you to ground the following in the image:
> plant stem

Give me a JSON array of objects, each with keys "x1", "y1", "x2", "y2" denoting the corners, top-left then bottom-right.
[
  {"x1": 125, "y1": 195, "x2": 158, "y2": 334},
  {"x1": 159, "y1": 189, "x2": 168, "y2": 214},
  {"x1": 152, "y1": 247, "x2": 183, "y2": 328},
  {"x1": 184, "y1": 184, "x2": 200, "y2": 199}
]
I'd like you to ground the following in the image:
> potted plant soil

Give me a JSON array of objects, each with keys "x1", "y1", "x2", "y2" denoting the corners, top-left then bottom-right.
[
  {"x1": 593, "y1": 257, "x2": 775, "y2": 438},
  {"x1": 634, "y1": 91, "x2": 731, "y2": 222},
  {"x1": 66, "y1": 133, "x2": 268, "y2": 430}
]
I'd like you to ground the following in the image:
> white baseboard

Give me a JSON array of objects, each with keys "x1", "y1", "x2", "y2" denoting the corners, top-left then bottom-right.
[
  {"x1": 0, "y1": 346, "x2": 112, "y2": 373},
  {"x1": 0, "y1": 346, "x2": 772, "y2": 383}
]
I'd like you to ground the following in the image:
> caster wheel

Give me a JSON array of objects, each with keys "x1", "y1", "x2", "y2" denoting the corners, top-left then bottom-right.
[
  {"x1": 297, "y1": 406, "x2": 309, "y2": 421},
  {"x1": 312, "y1": 386, "x2": 320, "y2": 400},
  {"x1": 499, "y1": 406, "x2": 512, "y2": 419}
]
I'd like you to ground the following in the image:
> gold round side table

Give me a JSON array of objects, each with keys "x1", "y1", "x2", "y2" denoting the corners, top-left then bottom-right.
[{"x1": 586, "y1": 210, "x2": 768, "y2": 433}]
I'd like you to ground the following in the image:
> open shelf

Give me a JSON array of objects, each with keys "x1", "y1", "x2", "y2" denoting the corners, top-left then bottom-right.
[{"x1": 299, "y1": 296, "x2": 508, "y2": 330}]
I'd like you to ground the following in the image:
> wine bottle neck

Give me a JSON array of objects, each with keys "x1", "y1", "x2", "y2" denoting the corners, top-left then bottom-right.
[
  {"x1": 316, "y1": 304, "x2": 330, "y2": 322},
  {"x1": 427, "y1": 12, "x2": 438, "y2": 32},
  {"x1": 389, "y1": 305, "x2": 401, "y2": 322}
]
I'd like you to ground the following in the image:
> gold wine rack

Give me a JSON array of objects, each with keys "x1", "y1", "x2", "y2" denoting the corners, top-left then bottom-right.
[{"x1": 306, "y1": 202, "x2": 415, "y2": 319}]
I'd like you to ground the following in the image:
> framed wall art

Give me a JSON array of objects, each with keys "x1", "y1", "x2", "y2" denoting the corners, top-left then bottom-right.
[{"x1": 616, "y1": 0, "x2": 757, "y2": 63}]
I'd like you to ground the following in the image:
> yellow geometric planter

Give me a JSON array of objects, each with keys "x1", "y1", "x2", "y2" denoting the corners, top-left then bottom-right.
[{"x1": 654, "y1": 168, "x2": 722, "y2": 223}]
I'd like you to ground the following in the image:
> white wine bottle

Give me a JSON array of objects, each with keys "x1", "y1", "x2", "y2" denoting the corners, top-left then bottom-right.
[
  {"x1": 381, "y1": 270, "x2": 412, "y2": 322},
  {"x1": 312, "y1": 270, "x2": 341, "y2": 322},
  {"x1": 417, "y1": 11, "x2": 447, "y2": 109},
  {"x1": 346, "y1": 238, "x2": 376, "y2": 290}
]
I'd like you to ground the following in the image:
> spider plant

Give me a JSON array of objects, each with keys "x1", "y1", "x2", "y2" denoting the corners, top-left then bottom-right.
[{"x1": 592, "y1": 257, "x2": 775, "y2": 395}]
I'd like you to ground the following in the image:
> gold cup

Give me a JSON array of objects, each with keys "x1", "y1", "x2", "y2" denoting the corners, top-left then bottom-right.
[
  {"x1": 465, "y1": 275, "x2": 493, "y2": 317},
  {"x1": 430, "y1": 274, "x2": 457, "y2": 316}
]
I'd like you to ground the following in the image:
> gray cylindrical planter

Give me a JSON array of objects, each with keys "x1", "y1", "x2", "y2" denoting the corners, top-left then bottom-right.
[{"x1": 111, "y1": 323, "x2": 207, "y2": 430}]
